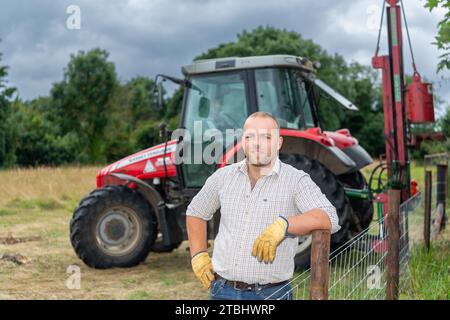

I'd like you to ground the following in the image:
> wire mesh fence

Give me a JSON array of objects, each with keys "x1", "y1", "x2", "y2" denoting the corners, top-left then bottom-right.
[
  {"x1": 399, "y1": 191, "x2": 423, "y2": 287},
  {"x1": 265, "y1": 191, "x2": 424, "y2": 300}
]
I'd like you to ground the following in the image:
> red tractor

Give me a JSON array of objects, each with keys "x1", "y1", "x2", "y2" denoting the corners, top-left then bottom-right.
[{"x1": 70, "y1": 54, "x2": 374, "y2": 270}]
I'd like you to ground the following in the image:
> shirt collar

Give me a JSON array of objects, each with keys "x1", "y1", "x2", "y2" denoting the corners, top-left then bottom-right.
[{"x1": 237, "y1": 156, "x2": 281, "y2": 177}]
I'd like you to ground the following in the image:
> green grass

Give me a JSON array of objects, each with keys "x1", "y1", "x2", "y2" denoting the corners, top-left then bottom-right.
[
  {"x1": 400, "y1": 239, "x2": 450, "y2": 300},
  {"x1": 6, "y1": 198, "x2": 65, "y2": 211},
  {"x1": 400, "y1": 161, "x2": 449, "y2": 299},
  {"x1": 0, "y1": 208, "x2": 18, "y2": 217},
  {"x1": 127, "y1": 290, "x2": 153, "y2": 300}
]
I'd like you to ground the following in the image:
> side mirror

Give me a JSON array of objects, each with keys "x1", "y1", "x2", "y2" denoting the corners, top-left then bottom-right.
[
  {"x1": 198, "y1": 96, "x2": 210, "y2": 118},
  {"x1": 153, "y1": 74, "x2": 185, "y2": 111},
  {"x1": 159, "y1": 122, "x2": 167, "y2": 139}
]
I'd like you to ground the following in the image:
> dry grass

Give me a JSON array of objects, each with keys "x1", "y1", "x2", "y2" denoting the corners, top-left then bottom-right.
[
  {"x1": 0, "y1": 166, "x2": 210, "y2": 300},
  {"x1": 0, "y1": 165, "x2": 99, "y2": 208}
]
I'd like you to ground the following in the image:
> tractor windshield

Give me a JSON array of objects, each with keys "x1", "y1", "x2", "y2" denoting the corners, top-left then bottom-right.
[
  {"x1": 181, "y1": 71, "x2": 248, "y2": 188},
  {"x1": 183, "y1": 68, "x2": 315, "y2": 134},
  {"x1": 255, "y1": 68, "x2": 315, "y2": 129},
  {"x1": 183, "y1": 71, "x2": 249, "y2": 134}
]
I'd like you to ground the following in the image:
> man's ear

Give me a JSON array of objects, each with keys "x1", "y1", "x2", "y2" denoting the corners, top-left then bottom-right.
[{"x1": 278, "y1": 135, "x2": 283, "y2": 151}]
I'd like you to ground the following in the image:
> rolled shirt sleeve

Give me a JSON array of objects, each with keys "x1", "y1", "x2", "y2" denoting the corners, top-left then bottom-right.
[
  {"x1": 186, "y1": 170, "x2": 221, "y2": 221},
  {"x1": 294, "y1": 172, "x2": 341, "y2": 234}
]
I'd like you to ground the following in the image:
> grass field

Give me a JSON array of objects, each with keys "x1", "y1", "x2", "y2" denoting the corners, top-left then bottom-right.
[{"x1": 0, "y1": 162, "x2": 448, "y2": 299}]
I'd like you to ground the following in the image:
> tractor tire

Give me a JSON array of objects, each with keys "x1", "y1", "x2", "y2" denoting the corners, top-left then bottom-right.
[
  {"x1": 337, "y1": 171, "x2": 374, "y2": 233},
  {"x1": 279, "y1": 154, "x2": 352, "y2": 270},
  {"x1": 70, "y1": 185, "x2": 157, "y2": 269}
]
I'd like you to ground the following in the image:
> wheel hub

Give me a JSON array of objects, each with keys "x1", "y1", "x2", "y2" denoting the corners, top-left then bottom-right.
[
  {"x1": 103, "y1": 217, "x2": 128, "y2": 243},
  {"x1": 96, "y1": 207, "x2": 141, "y2": 256}
]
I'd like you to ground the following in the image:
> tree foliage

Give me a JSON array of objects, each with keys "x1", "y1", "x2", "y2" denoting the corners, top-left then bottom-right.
[
  {"x1": 425, "y1": 0, "x2": 450, "y2": 72},
  {"x1": 2, "y1": 26, "x2": 412, "y2": 168},
  {"x1": 50, "y1": 48, "x2": 117, "y2": 163},
  {"x1": 0, "y1": 50, "x2": 17, "y2": 167}
]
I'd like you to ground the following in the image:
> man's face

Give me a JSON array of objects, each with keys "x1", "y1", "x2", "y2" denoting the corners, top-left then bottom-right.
[{"x1": 242, "y1": 117, "x2": 282, "y2": 167}]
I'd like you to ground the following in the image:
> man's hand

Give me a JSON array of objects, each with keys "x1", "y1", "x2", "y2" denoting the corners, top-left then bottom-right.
[
  {"x1": 191, "y1": 251, "x2": 215, "y2": 289},
  {"x1": 252, "y1": 216, "x2": 288, "y2": 263}
]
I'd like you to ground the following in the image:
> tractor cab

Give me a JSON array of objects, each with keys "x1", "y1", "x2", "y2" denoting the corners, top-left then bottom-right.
[{"x1": 174, "y1": 55, "x2": 359, "y2": 189}]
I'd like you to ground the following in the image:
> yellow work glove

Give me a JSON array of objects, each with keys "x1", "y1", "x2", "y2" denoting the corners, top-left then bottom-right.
[
  {"x1": 191, "y1": 251, "x2": 215, "y2": 289},
  {"x1": 252, "y1": 216, "x2": 289, "y2": 263}
]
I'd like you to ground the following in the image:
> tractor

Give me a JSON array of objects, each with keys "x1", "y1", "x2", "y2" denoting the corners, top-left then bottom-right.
[{"x1": 70, "y1": 54, "x2": 375, "y2": 270}]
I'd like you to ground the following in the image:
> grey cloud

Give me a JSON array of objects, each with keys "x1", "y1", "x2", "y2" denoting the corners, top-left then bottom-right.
[{"x1": 0, "y1": 0, "x2": 447, "y2": 111}]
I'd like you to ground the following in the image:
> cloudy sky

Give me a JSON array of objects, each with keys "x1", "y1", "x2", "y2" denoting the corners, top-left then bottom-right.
[{"x1": 1, "y1": 0, "x2": 449, "y2": 115}]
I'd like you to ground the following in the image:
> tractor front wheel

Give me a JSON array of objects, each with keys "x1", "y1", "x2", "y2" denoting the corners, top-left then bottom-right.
[{"x1": 70, "y1": 185, "x2": 157, "y2": 269}]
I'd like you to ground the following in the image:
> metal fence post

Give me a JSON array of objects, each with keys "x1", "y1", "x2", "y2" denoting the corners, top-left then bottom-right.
[
  {"x1": 386, "y1": 189, "x2": 401, "y2": 300},
  {"x1": 424, "y1": 171, "x2": 432, "y2": 251},
  {"x1": 309, "y1": 230, "x2": 330, "y2": 300}
]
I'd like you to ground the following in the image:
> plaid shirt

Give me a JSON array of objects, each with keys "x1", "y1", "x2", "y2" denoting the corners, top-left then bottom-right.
[{"x1": 186, "y1": 157, "x2": 340, "y2": 284}]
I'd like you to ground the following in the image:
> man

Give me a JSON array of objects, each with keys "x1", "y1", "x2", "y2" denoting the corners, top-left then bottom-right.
[{"x1": 186, "y1": 111, "x2": 340, "y2": 300}]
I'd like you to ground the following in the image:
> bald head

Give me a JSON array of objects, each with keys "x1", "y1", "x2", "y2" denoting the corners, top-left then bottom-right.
[{"x1": 243, "y1": 111, "x2": 280, "y2": 131}]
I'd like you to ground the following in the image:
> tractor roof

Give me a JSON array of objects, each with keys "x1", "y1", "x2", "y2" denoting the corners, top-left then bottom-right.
[{"x1": 181, "y1": 54, "x2": 316, "y2": 76}]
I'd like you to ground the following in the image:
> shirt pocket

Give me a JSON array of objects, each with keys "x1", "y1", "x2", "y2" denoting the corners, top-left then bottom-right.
[
  {"x1": 260, "y1": 181, "x2": 294, "y2": 216},
  {"x1": 253, "y1": 195, "x2": 284, "y2": 224}
]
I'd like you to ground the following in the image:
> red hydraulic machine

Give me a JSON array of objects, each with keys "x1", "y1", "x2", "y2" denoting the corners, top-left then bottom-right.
[{"x1": 371, "y1": 0, "x2": 436, "y2": 243}]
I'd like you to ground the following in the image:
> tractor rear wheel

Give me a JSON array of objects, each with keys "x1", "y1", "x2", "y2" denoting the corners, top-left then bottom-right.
[
  {"x1": 70, "y1": 185, "x2": 157, "y2": 269},
  {"x1": 279, "y1": 154, "x2": 352, "y2": 270}
]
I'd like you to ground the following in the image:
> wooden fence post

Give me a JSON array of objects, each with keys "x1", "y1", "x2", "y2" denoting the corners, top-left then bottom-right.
[
  {"x1": 424, "y1": 171, "x2": 432, "y2": 252},
  {"x1": 309, "y1": 230, "x2": 331, "y2": 300}
]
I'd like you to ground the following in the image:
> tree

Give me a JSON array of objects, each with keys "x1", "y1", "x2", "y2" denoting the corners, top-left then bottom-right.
[
  {"x1": 425, "y1": 0, "x2": 450, "y2": 71},
  {"x1": 340, "y1": 62, "x2": 385, "y2": 155},
  {"x1": 51, "y1": 48, "x2": 117, "y2": 163},
  {"x1": 195, "y1": 26, "x2": 384, "y2": 154},
  {"x1": 0, "y1": 49, "x2": 17, "y2": 167},
  {"x1": 126, "y1": 76, "x2": 161, "y2": 126},
  {"x1": 164, "y1": 87, "x2": 183, "y2": 123},
  {"x1": 441, "y1": 106, "x2": 450, "y2": 137},
  {"x1": 11, "y1": 98, "x2": 81, "y2": 166}
]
